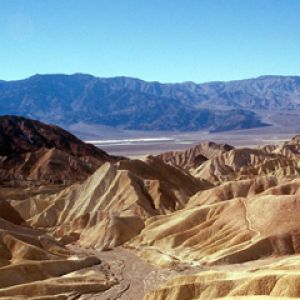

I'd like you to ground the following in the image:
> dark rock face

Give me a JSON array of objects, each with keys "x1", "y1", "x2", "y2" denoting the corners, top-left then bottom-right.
[
  {"x1": 0, "y1": 115, "x2": 109, "y2": 159},
  {"x1": 0, "y1": 116, "x2": 121, "y2": 182}
]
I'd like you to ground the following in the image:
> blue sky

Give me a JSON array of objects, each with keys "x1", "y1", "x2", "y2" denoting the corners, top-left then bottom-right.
[{"x1": 1, "y1": 0, "x2": 300, "y2": 83}]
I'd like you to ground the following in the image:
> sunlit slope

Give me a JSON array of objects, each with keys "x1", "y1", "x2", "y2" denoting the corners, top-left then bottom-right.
[
  {"x1": 12, "y1": 156, "x2": 208, "y2": 250},
  {"x1": 145, "y1": 256, "x2": 300, "y2": 299},
  {"x1": 0, "y1": 209, "x2": 116, "y2": 299}
]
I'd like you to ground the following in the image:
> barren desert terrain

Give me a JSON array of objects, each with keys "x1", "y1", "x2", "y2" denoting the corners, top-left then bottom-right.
[{"x1": 1, "y1": 116, "x2": 300, "y2": 299}]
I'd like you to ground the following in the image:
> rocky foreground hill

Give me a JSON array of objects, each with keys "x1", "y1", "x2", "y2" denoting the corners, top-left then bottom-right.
[
  {"x1": 1, "y1": 116, "x2": 300, "y2": 299},
  {"x1": 0, "y1": 115, "x2": 123, "y2": 183}
]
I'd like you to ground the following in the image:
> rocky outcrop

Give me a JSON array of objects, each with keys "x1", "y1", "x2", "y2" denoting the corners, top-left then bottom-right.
[
  {"x1": 157, "y1": 141, "x2": 234, "y2": 170},
  {"x1": 0, "y1": 116, "x2": 123, "y2": 183}
]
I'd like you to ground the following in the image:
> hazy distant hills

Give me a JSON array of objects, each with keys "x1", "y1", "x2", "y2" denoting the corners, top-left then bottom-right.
[{"x1": 1, "y1": 74, "x2": 300, "y2": 131}]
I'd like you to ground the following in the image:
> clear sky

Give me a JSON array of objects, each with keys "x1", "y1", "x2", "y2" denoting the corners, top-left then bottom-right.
[{"x1": 1, "y1": 0, "x2": 300, "y2": 83}]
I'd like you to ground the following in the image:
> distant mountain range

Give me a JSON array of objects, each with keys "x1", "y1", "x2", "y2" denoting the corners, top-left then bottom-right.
[{"x1": 1, "y1": 74, "x2": 300, "y2": 132}]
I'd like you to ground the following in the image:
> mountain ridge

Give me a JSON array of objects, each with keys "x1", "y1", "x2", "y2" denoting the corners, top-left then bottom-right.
[
  {"x1": 1, "y1": 73, "x2": 300, "y2": 131},
  {"x1": 3, "y1": 73, "x2": 300, "y2": 85}
]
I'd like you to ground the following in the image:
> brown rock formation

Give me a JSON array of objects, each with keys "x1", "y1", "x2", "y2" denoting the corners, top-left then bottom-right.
[
  {"x1": 0, "y1": 216, "x2": 117, "y2": 298},
  {"x1": 2, "y1": 117, "x2": 300, "y2": 299},
  {"x1": 12, "y1": 156, "x2": 209, "y2": 250},
  {"x1": 157, "y1": 141, "x2": 234, "y2": 170},
  {"x1": 0, "y1": 116, "x2": 123, "y2": 183}
]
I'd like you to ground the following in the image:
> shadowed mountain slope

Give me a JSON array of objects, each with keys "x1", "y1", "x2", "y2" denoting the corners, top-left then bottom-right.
[
  {"x1": 0, "y1": 115, "x2": 110, "y2": 158},
  {"x1": 0, "y1": 115, "x2": 123, "y2": 182}
]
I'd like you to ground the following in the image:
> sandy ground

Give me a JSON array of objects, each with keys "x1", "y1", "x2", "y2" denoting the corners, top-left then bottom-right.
[
  {"x1": 70, "y1": 246, "x2": 168, "y2": 299},
  {"x1": 67, "y1": 118, "x2": 300, "y2": 158},
  {"x1": 69, "y1": 245, "x2": 294, "y2": 299},
  {"x1": 68, "y1": 111, "x2": 300, "y2": 158},
  {"x1": 70, "y1": 245, "x2": 206, "y2": 299}
]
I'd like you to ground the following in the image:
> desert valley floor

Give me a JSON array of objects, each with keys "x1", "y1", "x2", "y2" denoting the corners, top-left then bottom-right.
[{"x1": 1, "y1": 116, "x2": 300, "y2": 299}]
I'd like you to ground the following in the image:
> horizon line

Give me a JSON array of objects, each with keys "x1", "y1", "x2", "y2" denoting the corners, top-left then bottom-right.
[{"x1": 1, "y1": 72, "x2": 300, "y2": 85}]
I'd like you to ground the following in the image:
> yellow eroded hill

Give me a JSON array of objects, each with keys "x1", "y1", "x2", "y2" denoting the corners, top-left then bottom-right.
[{"x1": 11, "y1": 156, "x2": 209, "y2": 250}]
